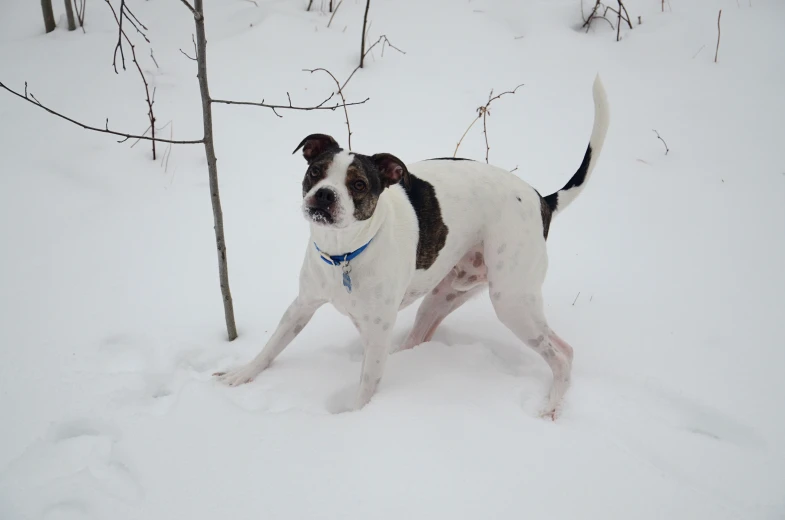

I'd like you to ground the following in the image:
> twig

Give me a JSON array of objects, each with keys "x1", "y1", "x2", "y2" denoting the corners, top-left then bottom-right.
[
  {"x1": 714, "y1": 9, "x2": 722, "y2": 63},
  {"x1": 150, "y1": 48, "x2": 159, "y2": 68},
  {"x1": 105, "y1": 0, "x2": 158, "y2": 158},
  {"x1": 572, "y1": 292, "x2": 580, "y2": 306},
  {"x1": 652, "y1": 129, "x2": 669, "y2": 155},
  {"x1": 691, "y1": 44, "x2": 706, "y2": 59},
  {"x1": 304, "y1": 68, "x2": 354, "y2": 149},
  {"x1": 453, "y1": 118, "x2": 481, "y2": 158},
  {"x1": 340, "y1": 35, "x2": 404, "y2": 90},
  {"x1": 0, "y1": 81, "x2": 202, "y2": 144},
  {"x1": 179, "y1": 34, "x2": 198, "y2": 61},
  {"x1": 359, "y1": 0, "x2": 371, "y2": 68},
  {"x1": 180, "y1": 48, "x2": 197, "y2": 60},
  {"x1": 107, "y1": 0, "x2": 126, "y2": 72},
  {"x1": 327, "y1": 0, "x2": 343, "y2": 27},
  {"x1": 211, "y1": 91, "x2": 368, "y2": 116},
  {"x1": 453, "y1": 83, "x2": 524, "y2": 162},
  {"x1": 583, "y1": 0, "x2": 631, "y2": 40}
]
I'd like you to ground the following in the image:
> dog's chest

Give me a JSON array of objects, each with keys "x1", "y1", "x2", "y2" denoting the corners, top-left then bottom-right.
[{"x1": 314, "y1": 256, "x2": 406, "y2": 316}]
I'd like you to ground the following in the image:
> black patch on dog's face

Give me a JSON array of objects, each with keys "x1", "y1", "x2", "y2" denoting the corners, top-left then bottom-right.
[
  {"x1": 401, "y1": 172, "x2": 449, "y2": 269},
  {"x1": 344, "y1": 154, "x2": 385, "y2": 221},
  {"x1": 301, "y1": 150, "x2": 340, "y2": 197}
]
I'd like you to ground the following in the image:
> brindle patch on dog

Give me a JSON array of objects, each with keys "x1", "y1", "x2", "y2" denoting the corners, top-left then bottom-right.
[
  {"x1": 539, "y1": 194, "x2": 553, "y2": 240},
  {"x1": 402, "y1": 173, "x2": 449, "y2": 270},
  {"x1": 345, "y1": 154, "x2": 386, "y2": 221},
  {"x1": 301, "y1": 153, "x2": 339, "y2": 196}
]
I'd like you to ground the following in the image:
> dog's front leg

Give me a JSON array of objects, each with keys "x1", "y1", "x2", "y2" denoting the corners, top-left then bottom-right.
[
  {"x1": 352, "y1": 310, "x2": 397, "y2": 410},
  {"x1": 214, "y1": 296, "x2": 324, "y2": 386}
]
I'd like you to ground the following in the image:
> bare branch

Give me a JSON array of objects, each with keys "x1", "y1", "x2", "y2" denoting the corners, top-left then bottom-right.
[
  {"x1": 211, "y1": 91, "x2": 368, "y2": 114},
  {"x1": 583, "y1": 0, "x2": 631, "y2": 40},
  {"x1": 180, "y1": 48, "x2": 197, "y2": 61},
  {"x1": 715, "y1": 9, "x2": 722, "y2": 63},
  {"x1": 360, "y1": 0, "x2": 371, "y2": 67},
  {"x1": 652, "y1": 129, "x2": 669, "y2": 155},
  {"x1": 105, "y1": 0, "x2": 126, "y2": 72},
  {"x1": 341, "y1": 35, "x2": 405, "y2": 91},
  {"x1": 304, "y1": 67, "x2": 354, "y2": 149},
  {"x1": 105, "y1": 0, "x2": 158, "y2": 158},
  {"x1": 327, "y1": 0, "x2": 343, "y2": 27},
  {"x1": 0, "y1": 81, "x2": 203, "y2": 144},
  {"x1": 453, "y1": 117, "x2": 481, "y2": 158},
  {"x1": 150, "y1": 48, "x2": 160, "y2": 68},
  {"x1": 454, "y1": 83, "x2": 524, "y2": 162}
]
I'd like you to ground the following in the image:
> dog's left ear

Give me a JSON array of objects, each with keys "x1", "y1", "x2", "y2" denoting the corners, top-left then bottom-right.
[
  {"x1": 371, "y1": 153, "x2": 407, "y2": 188},
  {"x1": 292, "y1": 134, "x2": 340, "y2": 163}
]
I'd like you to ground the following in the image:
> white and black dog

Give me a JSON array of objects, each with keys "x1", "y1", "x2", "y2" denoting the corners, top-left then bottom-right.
[{"x1": 216, "y1": 76, "x2": 609, "y2": 418}]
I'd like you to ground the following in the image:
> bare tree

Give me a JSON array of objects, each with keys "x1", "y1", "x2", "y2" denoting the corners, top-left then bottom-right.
[
  {"x1": 65, "y1": 0, "x2": 77, "y2": 30},
  {"x1": 359, "y1": 0, "x2": 371, "y2": 67},
  {"x1": 41, "y1": 0, "x2": 56, "y2": 33},
  {"x1": 186, "y1": 0, "x2": 237, "y2": 340},
  {"x1": 3, "y1": 0, "x2": 375, "y2": 341}
]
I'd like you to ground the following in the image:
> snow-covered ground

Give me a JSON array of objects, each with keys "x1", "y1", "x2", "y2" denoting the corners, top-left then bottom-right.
[{"x1": 2, "y1": 0, "x2": 784, "y2": 518}]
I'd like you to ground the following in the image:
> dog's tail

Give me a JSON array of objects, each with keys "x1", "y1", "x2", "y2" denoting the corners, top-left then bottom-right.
[{"x1": 543, "y1": 74, "x2": 610, "y2": 218}]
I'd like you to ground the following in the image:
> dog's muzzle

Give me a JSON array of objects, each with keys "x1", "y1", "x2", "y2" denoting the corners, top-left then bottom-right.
[{"x1": 305, "y1": 187, "x2": 338, "y2": 224}]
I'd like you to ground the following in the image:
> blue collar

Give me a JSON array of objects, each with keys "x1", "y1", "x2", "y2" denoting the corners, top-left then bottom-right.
[{"x1": 314, "y1": 239, "x2": 373, "y2": 266}]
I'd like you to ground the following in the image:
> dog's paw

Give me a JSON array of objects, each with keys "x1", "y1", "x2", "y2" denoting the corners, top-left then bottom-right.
[
  {"x1": 539, "y1": 405, "x2": 563, "y2": 421},
  {"x1": 213, "y1": 363, "x2": 264, "y2": 387}
]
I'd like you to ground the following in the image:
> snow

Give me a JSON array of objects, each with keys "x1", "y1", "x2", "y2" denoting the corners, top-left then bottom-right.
[{"x1": 1, "y1": 0, "x2": 784, "y2": 518}]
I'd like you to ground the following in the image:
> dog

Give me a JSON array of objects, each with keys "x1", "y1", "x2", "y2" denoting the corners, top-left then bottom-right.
[{"x1": 215, "y1": 76, "x2": 609, "y2": 418}]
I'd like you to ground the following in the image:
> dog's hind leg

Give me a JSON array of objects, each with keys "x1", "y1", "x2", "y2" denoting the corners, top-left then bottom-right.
[
  {"x1": 401, "y1": 247, "x2": 488, "y2": 350},
  {"x1": 485, "y1": 237, "x2": 572, "y2": 419},
  {"x1": 492, "y1": 289, "x2": 572, "y2": 419},
  {"x1": 400, "y1": 274, "x2": 482, "y2": 350}
]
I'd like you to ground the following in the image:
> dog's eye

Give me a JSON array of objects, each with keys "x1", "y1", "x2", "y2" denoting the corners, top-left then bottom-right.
[
  {"x1": 352, "y1": 180, "x2": 367, "y2": 192},
  {"x1": 309, "y1": 166, "x2": 322, "y2": 177}
]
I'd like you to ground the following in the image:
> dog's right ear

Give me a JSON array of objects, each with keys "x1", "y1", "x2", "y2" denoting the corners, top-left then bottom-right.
[{"x1": 292, "y1": 134, "x2": 340, "y2": 163}]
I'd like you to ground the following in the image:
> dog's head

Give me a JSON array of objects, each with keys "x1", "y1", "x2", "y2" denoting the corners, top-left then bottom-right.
[{"x1": 293, "y1": 134, "x2": 407, "y2": 229}]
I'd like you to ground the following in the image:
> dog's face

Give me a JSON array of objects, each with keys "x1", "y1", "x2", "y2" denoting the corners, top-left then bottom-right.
[{"x1": 293, "y1": 134, "x2": 407, "y2": 229}]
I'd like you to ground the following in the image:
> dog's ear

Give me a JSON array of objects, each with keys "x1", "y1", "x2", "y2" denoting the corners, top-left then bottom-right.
[
  {"x1": 292, "y1": 134, "x2": 340, "y2": 163},
  {"x1": 371, "y1": 153, "x2": 407, "y2": 188}
]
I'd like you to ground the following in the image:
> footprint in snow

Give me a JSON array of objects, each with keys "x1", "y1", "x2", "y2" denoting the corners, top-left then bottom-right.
[{"x1": 1, "y1": 419, "x2": 142, "y2": 520}]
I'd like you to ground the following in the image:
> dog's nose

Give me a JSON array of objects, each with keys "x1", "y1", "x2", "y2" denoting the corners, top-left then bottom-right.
[{"x1": 314, "y1": 187, "x2": 336, "y2": 206}]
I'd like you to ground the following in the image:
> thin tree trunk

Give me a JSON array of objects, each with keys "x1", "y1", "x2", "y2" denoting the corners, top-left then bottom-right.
[
  {"x1": 65, "y1": 0, "x2": 76, "y2": 31},
  {"x1": 41, "y1": 0, "x2": 56, "y2": 33},
  {"x1": 193, "y1": 0, "x2": 238, "y2": 341},
  {"x1": 359, "y1": 0, "x2": 370, "y2": 68}
]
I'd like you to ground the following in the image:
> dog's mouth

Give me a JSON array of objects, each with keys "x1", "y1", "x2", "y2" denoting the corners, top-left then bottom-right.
[{"x1": 306, "y1": 207, "x2": 335, "y2": 225}]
